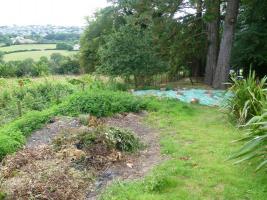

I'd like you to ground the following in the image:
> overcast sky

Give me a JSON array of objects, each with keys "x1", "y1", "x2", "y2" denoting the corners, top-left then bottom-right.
[{"x1": 0, "y1": 0, "x2": 109, "y2": 26}]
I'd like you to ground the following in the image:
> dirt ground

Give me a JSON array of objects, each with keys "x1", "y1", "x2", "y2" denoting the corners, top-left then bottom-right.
[
  {"x1": 2, "y1": 113, "x2": 164, "y2": 200},
  {"x1": 87, "y1": 112, "x2": 165, "y2": 199}
]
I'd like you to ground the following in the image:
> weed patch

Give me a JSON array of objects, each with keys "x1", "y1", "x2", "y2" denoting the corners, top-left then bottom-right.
[{"x1": 59, "y1": 90, "x2": 147, "y2": 117}]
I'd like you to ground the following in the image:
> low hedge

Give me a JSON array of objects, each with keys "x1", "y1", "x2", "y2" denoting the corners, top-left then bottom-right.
[
  {"x1": 0, "y1": 106, "x2": 57, "y2": 159},
  {"x1": 58, "y1": 90, "x2": 147, "y2": 117}
]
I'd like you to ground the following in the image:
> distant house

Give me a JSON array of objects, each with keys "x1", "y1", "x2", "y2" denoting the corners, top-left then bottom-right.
[
  {"x1": 73, "y1": 44, "x2": 80, "y2": 51},
  {"x1": 12, "y1": 36, "x2": 36, "y2": 45}
]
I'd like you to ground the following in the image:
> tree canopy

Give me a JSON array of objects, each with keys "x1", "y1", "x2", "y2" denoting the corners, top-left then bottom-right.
[{"x1": 80, "y1": 0, "x2": 267, "y2": 88}]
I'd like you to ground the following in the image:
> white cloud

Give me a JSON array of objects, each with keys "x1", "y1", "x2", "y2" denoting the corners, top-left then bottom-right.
[{"x1": 0, "y1": 0, "x2": 109, "y2": 26}]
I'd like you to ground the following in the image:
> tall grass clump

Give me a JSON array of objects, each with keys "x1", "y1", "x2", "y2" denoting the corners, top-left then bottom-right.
[
  {"x1": 228, "y1": 71, "x2": 267, "y2": 171},
  {"x1": 226, "y1": 71, "x2": 267, "y2": 124}
]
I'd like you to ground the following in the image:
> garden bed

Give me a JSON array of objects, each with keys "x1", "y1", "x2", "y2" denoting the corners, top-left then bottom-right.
[
  {"x1": 134, "y1": 89, "x2": 230, "y2": 106},
  {"x1": 0, "y1": 113, "x2": 164, "y2": 200}
]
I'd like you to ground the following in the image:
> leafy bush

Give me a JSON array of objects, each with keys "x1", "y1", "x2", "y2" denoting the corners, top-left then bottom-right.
[
  {"x1": 97, "y1": 24, "x2": 166, "y2": 86},
  {"x1": 104, "y1": 127, "x2": 141, "y2": 152},
  {"x1": 230, "y1": 110, "x2": 267, "y2": 171},
  {"x1": 226, "y1": 71, "x2": 267, "y2": 124},
  {"x1": 78, "y1": 126, "x2": 141, "y2": 152},
  {"x1": 0, "y1": 106, "x2": 56, "y2": 159},
  {"x1": 59, "y1": 90, "x2": 147, "y2": 117}
]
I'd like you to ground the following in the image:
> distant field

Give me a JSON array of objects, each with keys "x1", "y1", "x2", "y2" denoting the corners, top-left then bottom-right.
[
  {"x1": 4, "y1": 50, "x2": 76, "y2": 61},
  {"x1": 0, "y1": 44, "x2": 56, "y2": 52}
]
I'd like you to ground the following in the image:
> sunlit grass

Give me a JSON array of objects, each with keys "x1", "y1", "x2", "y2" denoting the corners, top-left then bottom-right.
[{"x1": 101, "y1": 100, "x2": 267, "y2": 200}]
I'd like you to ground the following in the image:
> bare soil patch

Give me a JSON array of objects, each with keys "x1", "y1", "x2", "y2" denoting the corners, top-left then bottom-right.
[{"x1": 87, "y1": 113, "x2": 165, "y2": 199}]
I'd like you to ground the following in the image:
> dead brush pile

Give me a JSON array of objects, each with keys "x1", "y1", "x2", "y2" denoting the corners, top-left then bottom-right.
[
  {"x1": 0, "y1": 122, "x2": 141, "y2": 200},
  {"x1": 0, "y1": 145, "x2": 91, "y2": 200}
]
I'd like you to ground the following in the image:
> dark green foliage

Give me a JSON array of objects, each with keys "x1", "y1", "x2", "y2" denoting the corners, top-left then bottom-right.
[
  {"x1": 56, "y1": 43, "x2": 73, "y2": 51},
  {"x1": 44, "y1": 33, "x2": 80, "y2": 42},
  {"x1": 98, "y1": 24, "x2": 166, "y2": 86},
  {"x1": 59, "y1": 90, "x2": 147, "y2": 117},
  {"x1": 231, "y1": 0, "x2": 267, "y2": 77},
  {"x1": 50, "y1": 53, "x2": 80, "y2": 75},
  {"x1": 226, "y1": 71, "x2": 267, "y2": 124},
  {"x1": 80, "y1": 0, "x2": 207, "y2": 82},
  {"x1": 80, "y1": 6, "x2": 121, "y2": 73}
]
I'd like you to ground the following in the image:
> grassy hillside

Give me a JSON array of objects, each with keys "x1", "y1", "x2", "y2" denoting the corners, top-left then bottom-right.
[
  {"x1": 3, "y1": 50, "x2": 76, "y2": 61},
  {"x1": 0, "y1": 44, "x2": 56, "y2": 52}
]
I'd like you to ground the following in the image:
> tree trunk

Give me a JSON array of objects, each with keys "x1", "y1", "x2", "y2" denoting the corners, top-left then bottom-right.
[
  {"x1": 195, "y1": 0, "x2": 205, "y2": 78},
  {"x1": 204, "y1": 0, "x2": 220, "y2": 85},
  {"x1": 212, "y1": 0, "x2": 240, "y2": 89}
]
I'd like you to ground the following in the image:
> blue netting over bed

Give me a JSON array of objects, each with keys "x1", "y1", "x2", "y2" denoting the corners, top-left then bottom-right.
[{"x1": 134, "y1": 89, "x2": 232, "y2": 106}]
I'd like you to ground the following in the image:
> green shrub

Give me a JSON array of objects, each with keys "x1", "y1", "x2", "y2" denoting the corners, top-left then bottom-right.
[
  {"x1": 0, "y1": 106, "x2": 57, "y2": 159},
  {"x1": 226, "y1": 71, "x2": 267, "y2": 124},
  {"x1": 78, "y1": 126, "x2": 141, "y2": 152},
  {"x1": 59, "y1": 90, "x2": 147, "y2": 117},
  {"x1": 105, "y1": 127, "x2": 142, "y2": 152}
]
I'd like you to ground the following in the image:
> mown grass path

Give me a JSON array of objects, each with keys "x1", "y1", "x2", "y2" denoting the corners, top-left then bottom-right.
[{"x1": 101, "y1": 100, "x2": 267, "y2": 200}]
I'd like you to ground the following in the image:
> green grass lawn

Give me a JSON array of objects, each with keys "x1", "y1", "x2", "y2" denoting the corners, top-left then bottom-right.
[
  {"x1": 3, "y1": 50, "x2": 76, "y2": 61},
  {"x1": 101, "y1": 99, "x2": 267, "y2": 200},
  {"x1": 0, "y1": 44, "x2": 56, "y2": 52}
]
